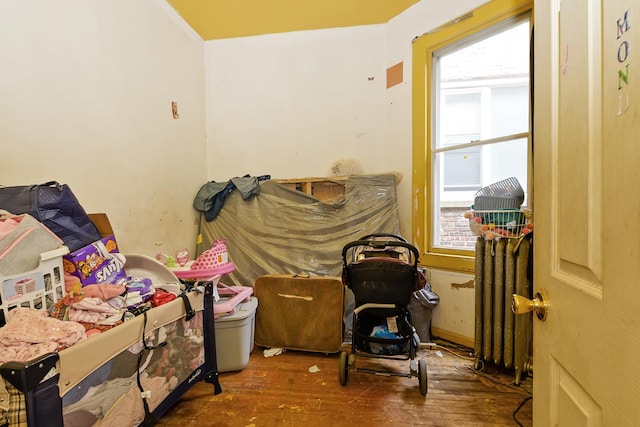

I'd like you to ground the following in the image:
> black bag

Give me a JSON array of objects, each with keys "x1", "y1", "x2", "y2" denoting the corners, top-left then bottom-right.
[{"x1": 0, "y1": 181, "x2": 102, "y2": 252}]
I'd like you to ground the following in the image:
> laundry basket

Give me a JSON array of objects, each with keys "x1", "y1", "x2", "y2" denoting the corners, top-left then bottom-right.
[{"x1": 473, "y1": 177, "x2": 524, "y2": 210}]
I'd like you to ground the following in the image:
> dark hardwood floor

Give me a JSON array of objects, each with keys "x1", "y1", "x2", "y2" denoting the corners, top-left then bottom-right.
[{"x1": 156, "y1": 342, "x2": 532, "y2": 426}]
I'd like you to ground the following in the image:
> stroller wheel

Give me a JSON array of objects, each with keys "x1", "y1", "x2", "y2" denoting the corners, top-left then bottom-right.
[
  {"x1": 339, "y1": 351, "x2": 349, "y2": 385},
  {"x1": 418, "y1": 359, "x2": 428, "y2": 395}
]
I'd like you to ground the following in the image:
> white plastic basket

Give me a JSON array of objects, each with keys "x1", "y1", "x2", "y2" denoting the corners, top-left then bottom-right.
[
  {"x1": 466, "y1": 209, "x2": 532, "y2": 239},
  {"x1": 1, "y1": 246, "x2": 68, "y2": 325}
]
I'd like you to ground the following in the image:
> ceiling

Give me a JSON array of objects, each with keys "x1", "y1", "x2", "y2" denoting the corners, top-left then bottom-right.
[{"x1": 167, "y1": 0, "x2": 420, "y2": 41}]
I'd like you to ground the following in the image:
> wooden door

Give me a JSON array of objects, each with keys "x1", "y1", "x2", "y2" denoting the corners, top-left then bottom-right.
[{"x1": 533, "y1": 0, "x2": 640, "y2": 425}]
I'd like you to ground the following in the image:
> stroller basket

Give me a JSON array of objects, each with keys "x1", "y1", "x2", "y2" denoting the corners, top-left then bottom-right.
[{"x1": 353, "y1": 308, "x2": 414, "y2": 355}]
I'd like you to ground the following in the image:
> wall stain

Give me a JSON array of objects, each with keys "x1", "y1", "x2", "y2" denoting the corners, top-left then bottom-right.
[{"x1": 451, "y1": 279, "x2": 474, "y2": 289}]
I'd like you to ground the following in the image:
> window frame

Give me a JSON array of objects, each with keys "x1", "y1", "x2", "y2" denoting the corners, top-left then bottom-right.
[{"x1": 411, "y1": 0, "x2": 533, "y2": 273}]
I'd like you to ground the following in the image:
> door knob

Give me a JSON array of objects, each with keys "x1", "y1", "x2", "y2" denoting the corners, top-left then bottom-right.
[{"x1": 512, "y1": 291, "x2": 548, "y2": 321}]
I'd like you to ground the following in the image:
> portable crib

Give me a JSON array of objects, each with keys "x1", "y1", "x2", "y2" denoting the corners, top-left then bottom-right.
[{"x1": 0, "y1": 258, "x2": 228, "y2": 427}]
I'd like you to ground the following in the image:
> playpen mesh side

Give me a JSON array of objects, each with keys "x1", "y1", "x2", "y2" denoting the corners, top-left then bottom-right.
[{"x1": 61, "y1": 311, "x2": 206, "y2": 425}]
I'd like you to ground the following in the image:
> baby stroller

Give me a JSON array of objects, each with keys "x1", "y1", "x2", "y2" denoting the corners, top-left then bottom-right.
[{"x1": 339, "y1": 234, "x2": 428, "y2": 395}]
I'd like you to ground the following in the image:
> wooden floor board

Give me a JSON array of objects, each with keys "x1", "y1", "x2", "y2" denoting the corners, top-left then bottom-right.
[{"x1": 156, "y1": 346, "x2": 532, "y2": 426}]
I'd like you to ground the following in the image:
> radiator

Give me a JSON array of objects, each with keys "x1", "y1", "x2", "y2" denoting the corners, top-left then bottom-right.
[{"x1": 473, "y1": 235, "x2": 533, "y2": 384}]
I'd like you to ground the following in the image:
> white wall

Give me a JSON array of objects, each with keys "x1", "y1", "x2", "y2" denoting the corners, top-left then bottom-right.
[
  {"x1": 0, "y1": 0, "x2": 207, "y2": 256},
  {"x1": 204, "y1": 26, "x2": 388, "y2": 181}
]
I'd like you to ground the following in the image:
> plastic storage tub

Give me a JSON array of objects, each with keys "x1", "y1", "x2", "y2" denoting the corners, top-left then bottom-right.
[{"x1": 214, "y1": 296, "x2": 258, "y2": 372}]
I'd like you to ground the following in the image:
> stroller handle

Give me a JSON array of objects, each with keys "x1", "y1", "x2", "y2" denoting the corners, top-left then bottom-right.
[
  {"x1": 356, "y1": 233, "x2": 408, "y2": 243},
  {"x1": 341, "y1": 239, "x2": 420, "y2": 267}
]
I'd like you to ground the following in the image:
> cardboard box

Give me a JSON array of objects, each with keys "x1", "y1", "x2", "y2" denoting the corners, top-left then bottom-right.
[{"x1": 88, "y1": 213, "x2": 115, "y2": 238}]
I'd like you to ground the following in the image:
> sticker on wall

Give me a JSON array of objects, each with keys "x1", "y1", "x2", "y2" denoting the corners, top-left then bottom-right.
[
  {"x1": 386, "y1": 62, "x2": 403, "y2": 89},
  {"x1": 172, "y1": 101, "x2": 179, "y2": 119}
]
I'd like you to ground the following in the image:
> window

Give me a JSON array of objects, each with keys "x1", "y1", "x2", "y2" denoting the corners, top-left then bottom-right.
[{"x1": 412, "y1": 0, "x2": 533, "y2": 272}]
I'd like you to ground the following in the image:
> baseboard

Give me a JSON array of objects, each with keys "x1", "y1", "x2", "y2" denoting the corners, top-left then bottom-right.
[{"x1": 431, "y1": 327, "x2": 474, "y2": 349}]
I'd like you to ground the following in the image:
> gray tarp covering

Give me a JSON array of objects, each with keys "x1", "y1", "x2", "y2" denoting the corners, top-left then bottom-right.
[{"x1": 195, "y1": 174, "x2": 400, "y2": 288}]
